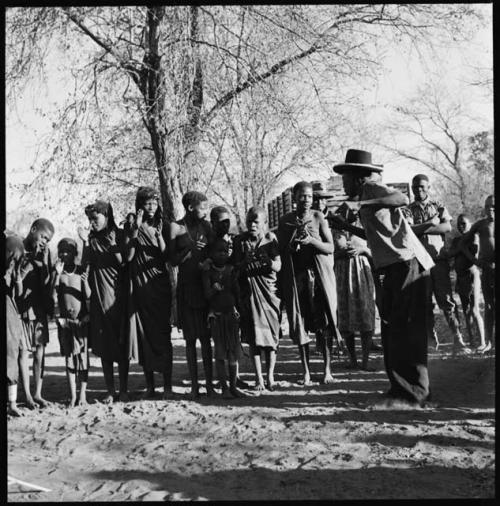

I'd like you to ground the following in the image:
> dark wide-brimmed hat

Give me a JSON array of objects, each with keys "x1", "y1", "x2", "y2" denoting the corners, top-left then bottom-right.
[
  {"x1": 311, "y1": 181, "x2": 336, "y2": 198},
  {"x1": 333, "y1": 149, "x2": 384, "y2": 174}
]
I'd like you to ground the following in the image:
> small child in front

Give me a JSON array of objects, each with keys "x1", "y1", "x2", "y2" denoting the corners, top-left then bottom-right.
[
  {"x1": 203, "y1": 239, "x2": 245, "y2": 398},
  {"x1": 233, "y1": 207, "x2": 282, "y2": 391},
  {"x1": 52, "y1": 238, "x2": 91, "y2": 407}
]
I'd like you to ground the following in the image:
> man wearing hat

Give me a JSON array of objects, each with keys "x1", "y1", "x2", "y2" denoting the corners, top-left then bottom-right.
[{"x1": 331, "y1": 149, "x2": 435, "y2": 406}]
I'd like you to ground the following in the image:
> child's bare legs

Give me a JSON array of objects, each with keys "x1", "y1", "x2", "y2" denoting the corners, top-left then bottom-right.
[
  {"x1": 33, "y1": 344, "x2": 49, "y2": 407},
  {"x1": 201, "y1": 338, "x2": 215, "y2": 396},
  {"x1": 216, "y1": 358, "x2": 230, "y2": 397},
  {"x1": 360, "y1": 330, "x2": 374, "y2": 371},
  {"x1": 317, "y1": 331, "x2": 334, "y2": 383},
  {"x1": 78, "y1": 370, "x2": 88, "y2": 405},
  {"x1": 228, "y1": 360, "x2": 245, "y2": 397},
  {"x1": 298, "y1": 343, "x2": 312, "y2": 385},
  {"x1": 143, "y1": 370, "x2": 156, "y2": 398},
  {"x1": 343, "y1": 332, "x2": 358, "y2": 368},
  {"x1": 8, "y1": 384, "x2": 22, "y2": 417},
  {"x1": 101, "y1": 359, "x2": 116, "y2": 403},
  {"x1": 252, "y1": 346, "x2": 265, "y2": 391},
  {"x1": 118, "y1": 360, "x2": 129, "y2": 401},
  {"x1": 235, "y1": 361, "x2": 249, "y2": 389},
  {"x1": 480, "y1": 268, "x2": 495, "y2": 351},
  {"x1": 264, "y1": 348, "x2": 277, "y2": 390},
  {"x1": 18, "y1": 349, "x2": 36, "y2": 409},
  {"x1": 185, "y1": 341, "x2": 200, "y2": 398},
  {"x1": 66, "y1": 367, "x2": 77, "y2": 407}
]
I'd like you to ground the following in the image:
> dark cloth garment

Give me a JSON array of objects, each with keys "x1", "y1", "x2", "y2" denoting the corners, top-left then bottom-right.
[
  {"x1": 175, "y1": 219, "x2": 211, "y2": 340},
  {"x1": 56, "y1": 318, "x2": 89, "y2": 372},
  {"x1": 203, "y1": 264, "x2": 241, "y2": 358},
  {"x1": 379, "y1": 257, "x2": 432, "y2": 404},
  {"x1": 128, "y1": 224, "x2": 172, "y2": 372},
  {"x1": 277, "y1": 212, "x2": 339, "y2": 346},
  {"x1": 7, "y1": 294, "x2": 28, "y2": 385},
  {"x1": 17, "y1": 239, "x2": 54, "y2": 321},
  {"x1": 86, "y1": 227, "x2": 128, "y2": 363},
  {"x1": 451, "y1": 236, "x2": 475, "y2": 276},
  {"x1": 22, "y1": 319, "x2": 49, "y2": 349},
  {"x1": 233, "y1": 232, "x2": 281, "y2": 350},
  {"x1": 209, "y1": 312, "x2": 242, "y2": 361}
]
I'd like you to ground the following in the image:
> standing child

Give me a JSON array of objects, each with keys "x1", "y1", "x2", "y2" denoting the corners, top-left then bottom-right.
[
  {"x1": 125, "y1": 187, "x2": 175, "y2": 399},
  {"x1": 461, "y1": 195, "x2": 495, "y2": 352},
  {"x1": 202, "y1": 239, "x2": 245, "y2": 398},
  {"x1": 6, "y1": 234, "x2": 29, "y2": 416},
  {"x1": 209, "y1": 205, "x2": 249, "y2": 389},
  {"x1": 80, "y1": 200, "x2": 129, "y2": 403},
  {"x1": 169, "y1": 191, "x2": 214, "y2": 398},
  {"x1": 17, "y1": 218, "x2": 55, "y2": 408},
  {"x1": 233, "y1": 207, "x2": 282, "y2": 391},
  {"x1": 52, "y1": 238, "x2": 91, "y2": 407},
  {"x1": 277, "y1": 182, "x2": 340, "y2": 386}
]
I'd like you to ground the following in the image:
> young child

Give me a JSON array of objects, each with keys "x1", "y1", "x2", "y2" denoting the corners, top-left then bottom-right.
[
  {"x1": 332, "y1": 203, "x2": 376, "y2": 371},
  {"x1": 209, "y1": 206, "x2": 249, "y2": 389},
  {"x1": 233, "y1": 207, "x2": 282, "y2": 391},
  {"x1": 52, "y1": 238, "x2": 91, "y2": 407},
  {"x1": 17, "y1": 218, "x2": 55, "y2": 408},
  {"x1": 80, "y1": 200, "x2": 129, "y2": 403},
  {"x1": 125, "y1": 187, "x2": 175, "y2": 399},
  {"x1": 6, "y1": 233, "x2": 29, "y2": 416},
  {"x1": 462, "y1": 195, "x2": 495, "y2": 351},
  {"x1": 202, "y1": 239, "x2": 245, "y2": 398},
  {"x1": 169, "y1": 191, "x2": 214, "y2": 398},
  {"x1": 277, "y1": 182, "x2": 340, "y2": 386}
]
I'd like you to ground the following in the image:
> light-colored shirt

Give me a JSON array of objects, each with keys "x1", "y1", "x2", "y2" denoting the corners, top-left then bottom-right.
[
  {"x1": 358, "y1": 181, "x2": 434, "y2": 271},
  {"x1": 405, "y1": 198, "x2": 452, "y2": 259}
]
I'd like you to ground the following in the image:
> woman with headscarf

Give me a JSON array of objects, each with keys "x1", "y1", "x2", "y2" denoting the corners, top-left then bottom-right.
[{"x1": 125, "y1": 186, "x2": 175, "y2": 399}]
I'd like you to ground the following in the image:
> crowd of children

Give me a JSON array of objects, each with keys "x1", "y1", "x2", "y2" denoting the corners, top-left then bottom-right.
[{"x1": 5, "y1": 151, "x2": 495, "y2": 414}]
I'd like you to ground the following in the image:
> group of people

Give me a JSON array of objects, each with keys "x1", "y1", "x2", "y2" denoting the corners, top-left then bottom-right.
[{"x1": 6, "y1": 149, "x2": 495, "y2": 416}]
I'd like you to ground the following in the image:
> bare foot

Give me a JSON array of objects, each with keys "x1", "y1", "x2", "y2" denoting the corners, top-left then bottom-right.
[
  {"x1": 102, "y1": 394, "x2": 115, "y2": 404},
  {"x1": 33, "y1": 396, "x2": 50, "y2": 408},
  {"x1": 266, "y1": 381, "x2": 276, "y2": 392},
  {"x1": 25, "y1": 397, "x2": 38, "y2": 410},
  {"x1": 322, "y1": 373, "x2": 334, "y2": 384},
  {"x1": 118, "y1": 392, "x2": 130, "y2": 402},
  {"x1": 162, "y1": 390, "x2": 181, "y2": 400},
  {"x1": 206, "y1": 386, "x2": 217, "y2": 398},
  {"x1": 230, "y1": 386, "x2": 247, "y2": 398},
  {"x1": 254, "y1": 380, "x2": 266, "y2": 392},
  {"x1": 236, "y1": 377, "x2": 250, "y2": 389},
  {"x1": 477, "y1": 342, "x2": 492, "y2": 354},
  {"x1": 222, "y1": 388, "x2": 233, "y2": 399},
  {"x1": 303, "y1": 372, "x2": 312, "y2": 386},
  {"x1": 67, "y1": 398, "x2": 77, "y2": 408},
  {"x1": 77, "y1": 396, "x2": 88, "y2": 406},
  {"x1": 8, "y1": 403, "x2": 23, "y2": 417}
]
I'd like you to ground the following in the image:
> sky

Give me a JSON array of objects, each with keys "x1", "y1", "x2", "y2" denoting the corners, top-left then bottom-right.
[{"x1": 5, "y1": 4, "x2": 493, "y2": 214}]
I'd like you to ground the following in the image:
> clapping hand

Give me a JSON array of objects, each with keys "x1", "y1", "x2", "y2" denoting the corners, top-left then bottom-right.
[
  {"x1": 77, "y1": 226, "x2": 90, "y2": 243},
  {"x1": 135, "y1": 209, "x2": 144, "y2": 230},
  {"x1": 54, "y1": 258, "x2": 64, "y2": 276},
  {"x1": 155, "y1": 218, "x2": 163, "y2": 238}
]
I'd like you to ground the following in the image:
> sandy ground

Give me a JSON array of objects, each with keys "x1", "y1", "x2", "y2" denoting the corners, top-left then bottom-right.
[{"x1": 7, "y1": 311, "x2": 495, "y2": 501}]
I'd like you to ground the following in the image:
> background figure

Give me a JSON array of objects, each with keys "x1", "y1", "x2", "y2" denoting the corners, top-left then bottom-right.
[
  {"x1": 17, "y1": 218, "x2": 55, "y2": 408},
  {"x1": 125, "y1": 187, "x2": 175, "y2": 399},
  {"x1": 462, "y1": 195, "x2": 495, "y2": 351},
  {"x1": 169, "y1": 191, "x2": 214, "y2": 398},
  {"x1": 278, "y1": 181, "x2": 340, "y2": 386},
  {"x1": 332, "y1": 204, "x2": 376, "y2": 371},
  {"x1": 333, "y1": 149, "x2": 434, "y2": 407},
  {"x1": 52, "y1": 238, "x2": 91, "y2": 407},
  {"x1": 81, "y1": 200, "x2": 130, "y2": 403},
  {"x1": 203, "y1": 239, "x2": 245, "y2": 398},
  {"x1": 6, "y1": 233, "x2": 29, "y2": 416},
  {"x1": 405, "y1": 174, "x2": 470, "y2": 354},
  {"x1": 233, "y1": 207, "x2": 282, "y2": 392},
  {"x1": 445, "y1": 214, "x2": 486, "y2": 351}
]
